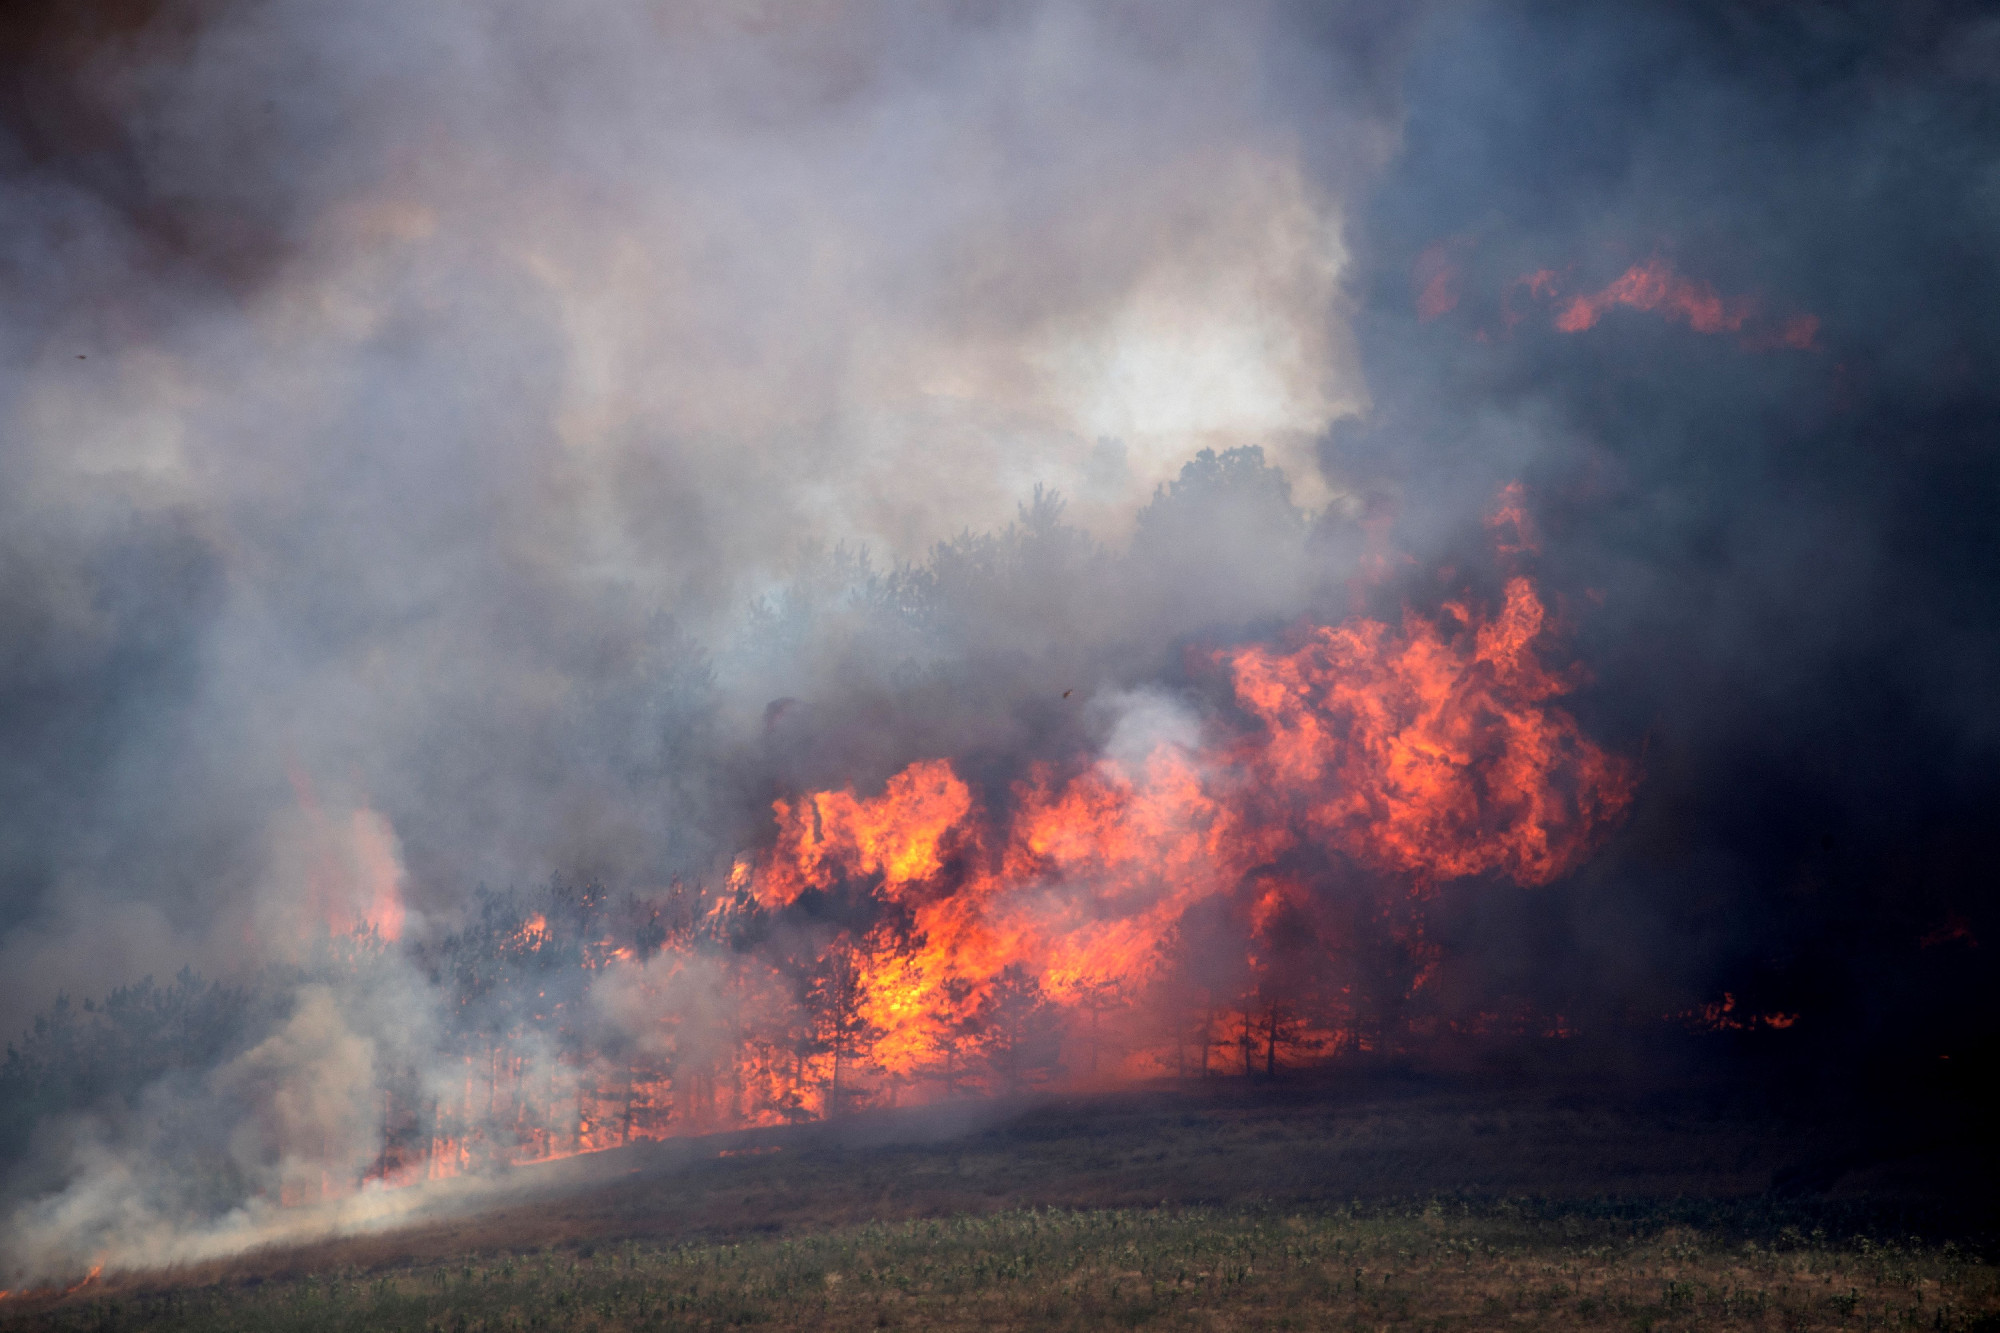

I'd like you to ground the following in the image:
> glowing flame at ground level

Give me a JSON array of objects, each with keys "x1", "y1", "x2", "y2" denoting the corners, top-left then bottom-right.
[{"x1": 335, "y1": 569, "x2": 1637, "y2": 1192}]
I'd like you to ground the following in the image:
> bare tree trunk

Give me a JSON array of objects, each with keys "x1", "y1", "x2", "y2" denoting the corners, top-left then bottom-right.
[{"x1": 728, "y1": 1034, "x2": 744, "y2": 1125}]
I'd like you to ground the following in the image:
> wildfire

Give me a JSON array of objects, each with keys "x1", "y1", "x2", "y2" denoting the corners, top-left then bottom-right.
[
  {"x1": 757, "y1": 760, "x2": 975, "y2": 909},
  {"x1": 1410, "y1": 248, "x2": 1822, "y2": 350},
  {"x1": 0, "y1": 1263, "x2": 110, "y2": 1303},
  {"x1": 1553, "y1": 257, "x2": 1757, "y2": 335},
  {"x1": 744, "y1": 570, "x2": 1633, "y2": 1091},
  {"x1": 352, "y1": 547, "x2": 1646, "y2": 1194},
  {"x1": 1225, "y1": 576, "x2": 1632, "y2": 887},
  {"x1": 1673, "y1": 993, "x2": 1799, "y2": 1033},
  {"x1": 1516, "y1": 257, "x2": 1819, "y2": 350},
  {"x1": 288, "y1": 767, "x2": 409, "y2": 943}
]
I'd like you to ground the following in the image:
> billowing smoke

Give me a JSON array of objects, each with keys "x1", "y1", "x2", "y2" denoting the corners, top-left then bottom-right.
[
  {"x1": 1333, "y1": 0, "x2": 2000, "y2": 1056},
  {"x1": 4, "y1": 0, "x2": 1998, "y2": 1286},
  {"x1": 0, "y1": 0, "x2": 1390, "y2": 1008}
]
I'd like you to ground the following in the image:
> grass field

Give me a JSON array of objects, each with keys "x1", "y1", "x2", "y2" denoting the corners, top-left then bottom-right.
[
  {"x1": 7, "y1": 1062, "x2": 1999, "y2": 1331},
  {"x1": 15, "y1": 1202, "x2": 2000, "y2": 1331}
]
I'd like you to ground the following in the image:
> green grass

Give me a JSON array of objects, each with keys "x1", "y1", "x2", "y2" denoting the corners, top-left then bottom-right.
[{"x1": 13, "y1": 1202, "x2": 2000, "y2": 1332}]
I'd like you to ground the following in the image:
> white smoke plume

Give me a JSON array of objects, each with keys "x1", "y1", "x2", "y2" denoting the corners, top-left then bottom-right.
[
  {"x1": 0, "y1": 0, "x2": 1414, "y2": 1281},
  {"x1": 0, "y1": 0, "x2": 1397, "y2": 1019}
]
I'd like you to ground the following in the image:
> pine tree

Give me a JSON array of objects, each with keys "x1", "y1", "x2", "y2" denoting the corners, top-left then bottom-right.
[
  {"x1": 976, "y1": 964, "x2": 1064, "y2": 1091},
  {"x1": 804, "y1": 942, "x2": 880, "y2": 1113}
]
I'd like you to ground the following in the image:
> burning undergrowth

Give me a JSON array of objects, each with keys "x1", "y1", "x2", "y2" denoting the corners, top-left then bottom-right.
[
  {"x1": 5, "y1": 0, "x2": 2000, "y2": 1300},
  {"x1": 0, "y1": 470, "x2": 1644, "y2": 1282}
]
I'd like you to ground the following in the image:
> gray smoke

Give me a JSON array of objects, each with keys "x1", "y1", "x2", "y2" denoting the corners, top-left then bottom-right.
[
  {"x1": 1330, "y1": 1, "x2": 2000, "y2": 1046},
  {"x1": 9, "y1": 0, "x2": 1999, "y2": 1287},
  {"x1": 0, "y1": 0, "x2": 1406, "y2": 1022},
  {"x1": 0, "y1": 0, "x2": 1419, "y2": 1280}
]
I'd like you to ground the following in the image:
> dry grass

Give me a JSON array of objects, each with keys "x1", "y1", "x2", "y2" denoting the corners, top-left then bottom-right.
[
  {"x1": 13, "y1": 1204, "x2": 2000, "y2": 1331},
  {"x1": 7, "y1": 1069, "x2": 1998, "y2": 1330}
]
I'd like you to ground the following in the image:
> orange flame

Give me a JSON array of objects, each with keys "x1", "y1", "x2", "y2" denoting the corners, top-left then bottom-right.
[
  {"x1": 1227, "y1": 577, "x2": 1632, "y2": 887},
  {"x1": 345, "y1": 541, "x2": 1642, "y2": 1195},
  {"x1": 1413, "y1": 241, "x2": 1465, "y2": 320},
  {"x1": 1510, "y1": 256, "x2": 1818, "y2": 351},
  {"x1": 1672, "y1": 992, "x2": 1799, "y2": 1033},
  {"x1": 758, "y1": 759, "x2": 975, "y2": 909},
  {"x1": 287, "y1": 767, "x2": 407, "y2": 942},
  {"x1": 1554, "y1": 257, "x2": 1756, "y2": 335},
  {"x1": 738, "y1": 571, "x2": 1634, "y2": 1090}
]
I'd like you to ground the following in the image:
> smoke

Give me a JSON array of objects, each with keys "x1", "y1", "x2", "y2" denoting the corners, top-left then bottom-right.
[
  {"x1": 5, "y1": 949, "x2": 421, "y2": 1276},
  {"x1": 1331, "y1": 0, "x2": 2000, "y2": 1050},
  {"x1": 5, "y1": 0, "x2": 2000, "y2": 1286},
  {"x1": 0, "y1": 0, "x2": 1394, "y2": 1019},
  {"x1": 0, "y1": 0, "x2": 1413, "y2": 1279}
]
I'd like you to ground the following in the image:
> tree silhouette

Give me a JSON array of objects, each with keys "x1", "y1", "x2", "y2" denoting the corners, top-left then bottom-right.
[
  {"x1": 1071, "y1": 976, "x2": 1126, "y2": 1078},
  {"x1": 926, "y1": 975, "x2": 982, "y2": 1095},
  {"x1": 975, "y1": 964, "x2": 1064, "y2": 1091},
  {"x1": 804, "y1": 942, "x2": 880, "y2": 1113},
  {"x1": 1250, "y1": 993, "x2": 1320, "y2": 1078}
]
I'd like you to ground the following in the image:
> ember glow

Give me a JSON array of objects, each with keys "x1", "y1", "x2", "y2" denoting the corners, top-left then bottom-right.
[
  {"x1": 287, "y1": 769, "x2": 409, "y2": 943},
  {"x1": 1673, "y1": 993, "x2": 1799, "y2": 1034},
  {"x1": 349, "y1": 564, "x2": 1633, "y2": 1186},
  {"x1": 1552, "y1": 258, "x2": 1757, "y2": 336},
  {"x1": 1504, "y1": 257, "x2": 1820, "y2": 349}
]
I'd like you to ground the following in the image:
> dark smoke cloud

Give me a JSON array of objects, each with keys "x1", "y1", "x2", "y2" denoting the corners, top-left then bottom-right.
[{"x1": 1333, "y1": 0, "x2": 2000, "y2": 1058}]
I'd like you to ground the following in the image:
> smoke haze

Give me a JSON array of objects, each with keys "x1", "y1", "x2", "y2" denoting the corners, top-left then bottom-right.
[
  {"x1": 0, "y1": 0, "x2": 1390, "y2": 1016},
  {"x1": 4, "y1": 0, "x2": 1999, "y2": 1285}
]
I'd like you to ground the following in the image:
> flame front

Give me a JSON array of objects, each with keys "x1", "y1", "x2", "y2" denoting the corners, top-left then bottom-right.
[
  {"x1": 359, "y1": 568, "x2": 1636, "y2": 1189},
  {"x1": 758, "y1": 760, "x2": 975, "y2": 909},
  {"x1": 745, "y1": 573, "x2": 1635, "y2": 1095},
  {"x1": 1226, "y1": 577, "x2": 1632, "y2": 887}
]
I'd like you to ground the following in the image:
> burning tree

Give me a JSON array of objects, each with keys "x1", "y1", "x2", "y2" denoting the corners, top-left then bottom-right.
[
  {"x1": 972, "y1": 964, "x2": 1064, "y2": 1092},
  {"x1": 803, "y1": 942, "x2": 882, "y2": 1113},
  {"x1": 924, "y1": 976, "x2": 982, "y2": 1095},
  {"x1": 1, "y1": 548, "x2": 1639, "y2": 1200}
]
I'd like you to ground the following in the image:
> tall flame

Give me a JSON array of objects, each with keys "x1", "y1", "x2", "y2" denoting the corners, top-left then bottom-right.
[
  {"x1": 748, "y1": 571, "x2": 1633, "y2": 1087},
  {"x1": 1226, "y1": 576, "x2": 1630, "y2": 887},
  {"x1": 358, "y1": 559, "x2": 1636, "y2": 1191}
]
